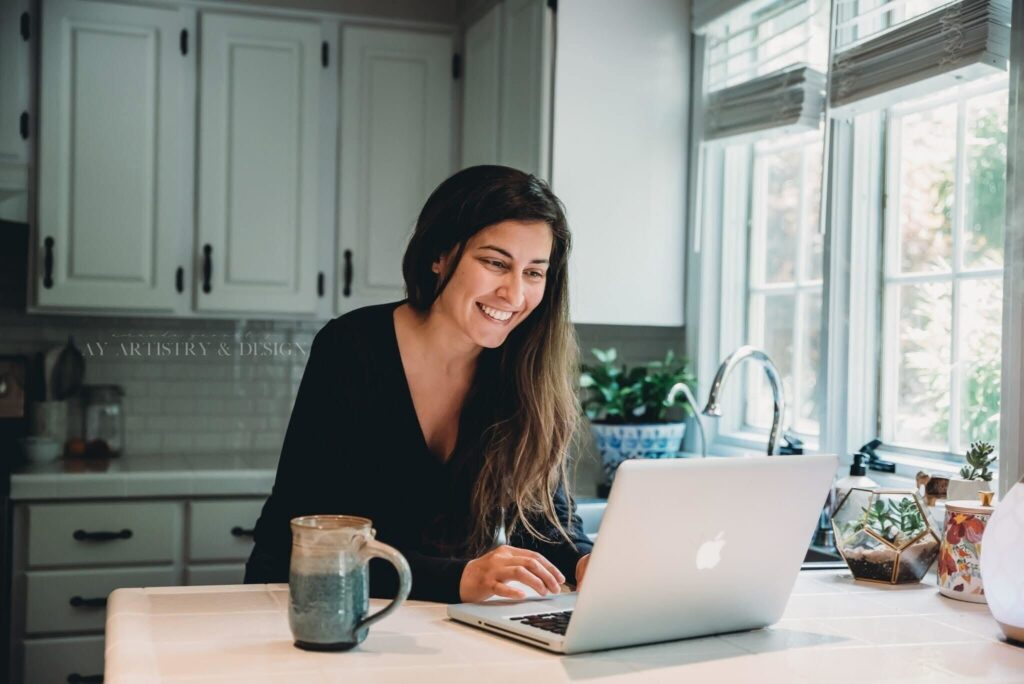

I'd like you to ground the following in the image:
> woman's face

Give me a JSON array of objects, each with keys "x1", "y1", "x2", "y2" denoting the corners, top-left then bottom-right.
[{"x1": 433, "y1": 220, "x2": 554, "y2": 349}]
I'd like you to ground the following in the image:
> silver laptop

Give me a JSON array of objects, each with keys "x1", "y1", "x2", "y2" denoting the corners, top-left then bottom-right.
[{"x1": 447, "y1": 454, "x2": 838, "y2": 654}]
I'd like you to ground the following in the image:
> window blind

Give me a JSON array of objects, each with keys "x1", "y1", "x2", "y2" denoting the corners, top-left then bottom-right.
[
  {"x1": 829, "y1": 0, "x2": 1011, "y2": 115},
  {"x1": 699, "y1": 0, "x2": 828, "y2": 141}
]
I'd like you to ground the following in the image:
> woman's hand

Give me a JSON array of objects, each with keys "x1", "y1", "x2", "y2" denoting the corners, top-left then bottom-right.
[
  {"x1": 575, "y1": 554, "x2": 591, "y2": 589},
  {"x1": 459, "y1": 545, "x2": 566, "y2": 602}
]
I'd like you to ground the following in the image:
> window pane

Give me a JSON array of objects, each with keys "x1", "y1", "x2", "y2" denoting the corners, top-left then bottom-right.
[
  {"x1": 964, "y1": 90, "x2": 1007, "y2": 269},
  {"x1": 760, "y1": 148, "x2": 801, "y2": 284},
  {"x1": 804, "y1": 142, "x2": 824, "y2": 281},
  {"x1": 897, "y1": 103, "x2": 956, "y2": 274},
  {"x1": 959, "y1": 278, "x2": 1002, "y2": 448},
  {"x1": 894, "y1": 282, "x2": 952, "y2": 448},
  {"x1": 746, "y1": 293, "x2": 794, "y2": 429},
  {"x1": 797, "y1": 292, "x2": 822, "y2": 434}
]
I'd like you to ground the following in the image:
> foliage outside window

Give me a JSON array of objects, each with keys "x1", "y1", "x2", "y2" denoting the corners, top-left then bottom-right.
[{"x1": 881, "y1": 76, "x2": 1008, "y2": 456}]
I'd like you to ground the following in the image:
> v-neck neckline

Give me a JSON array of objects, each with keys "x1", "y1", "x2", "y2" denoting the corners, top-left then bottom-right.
[{"x1": 389, "y1": 300, "x2": 457, "y2": 467}]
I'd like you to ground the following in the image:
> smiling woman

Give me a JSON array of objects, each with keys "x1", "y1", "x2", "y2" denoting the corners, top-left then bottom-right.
[{"x1": 245, "y1": 165, "x2": 593, "y2": 603}]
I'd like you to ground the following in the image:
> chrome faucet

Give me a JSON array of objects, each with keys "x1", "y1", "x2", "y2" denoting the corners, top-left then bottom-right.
[
  {"x1": 702, "y1": 346, "x2": 786, "y2": 455},
  {"x1": 665, "y1": 382, "x2": 707, "y2": 458}
]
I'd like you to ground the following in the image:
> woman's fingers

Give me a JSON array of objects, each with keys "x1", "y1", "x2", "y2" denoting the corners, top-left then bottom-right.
[
  {"x1": 490, "y1": 580, "x2": 527, "y2": 600},
  {"x1": 515, "y1": 557, "x2": 562, "y2": 594},
  {"x1": 507, "y1": 547, "x2": 566, "y2": 585},
  {"x1": 497, "y1": 565, "x2": 550, "y2": 597}
]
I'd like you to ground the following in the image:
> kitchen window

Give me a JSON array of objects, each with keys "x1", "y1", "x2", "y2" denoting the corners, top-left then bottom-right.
[{"x1": 879, "y1": 78, "x2": 1009, "y2": 459}]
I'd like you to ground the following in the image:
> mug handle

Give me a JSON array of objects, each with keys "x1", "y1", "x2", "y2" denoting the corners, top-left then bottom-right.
[{"x1": 356, "y1": 538, "x2": 412, "y2": 632}]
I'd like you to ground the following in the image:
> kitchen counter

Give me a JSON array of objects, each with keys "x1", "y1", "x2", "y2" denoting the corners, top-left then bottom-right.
[
  {"x1": 104, "y1": 570, "x2": 1024, "y2": 683},
  {"x1": 9, "y1": 452, "x2": 279, "y2": 500}
]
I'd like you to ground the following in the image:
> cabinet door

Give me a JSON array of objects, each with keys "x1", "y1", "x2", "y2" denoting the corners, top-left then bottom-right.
[
  {"x1": 461, "y1": 4, "x2": 501, "y2": 169},
  {"x1": 36, "y1": 0, "x2": 188, "y2": 312},
  {"x1": 195, "y1": 13, "x2": 321, "y2": 315},
  {"x1": 498, "y1": 0, "x2": 552, "y2": 179},
  {"x1": 337, "y1": 27, "x2": 454, "y2": 312},
  {"x1": 21, "y1": 636, "x2": 104, "y2": 684},
  {"x1": 0, "y1": 0, "x2": 30, "y2": 221}
]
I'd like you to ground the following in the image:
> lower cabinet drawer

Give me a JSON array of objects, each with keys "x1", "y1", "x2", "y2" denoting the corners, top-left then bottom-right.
[
  {"x1": 26, "y1": 567, "x2": 179, "y2": 635},
  {"x1": 188, "y1": 499, "x2": 264, "y2": 561},
  {"x1": 28, "y1": 501, "x2": 181, "y2": 567},
  {"x1": 186, "y1": 563, "x2": 246, "y2": 586},
  {"x1": 22, "y1": 635, "x2": 104, "y2": 684}
]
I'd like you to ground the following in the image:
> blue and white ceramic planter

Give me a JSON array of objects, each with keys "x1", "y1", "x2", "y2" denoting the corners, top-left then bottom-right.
[{"x1": 589, "y1": 422, "x2": 688, "y2": 487}]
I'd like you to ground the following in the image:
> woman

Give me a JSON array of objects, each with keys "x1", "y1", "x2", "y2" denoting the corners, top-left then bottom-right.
[{"x1": 245, "y1": 165, "x2": 593, "y2": 603}]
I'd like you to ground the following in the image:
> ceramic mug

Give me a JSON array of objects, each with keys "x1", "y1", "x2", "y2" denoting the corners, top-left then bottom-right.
[
  {"x1": 288, "y1": 515, "x2": 411, "y2": 651},
  {"x1": 938, "y1": 497, "x2": 994, "y2": 603}
]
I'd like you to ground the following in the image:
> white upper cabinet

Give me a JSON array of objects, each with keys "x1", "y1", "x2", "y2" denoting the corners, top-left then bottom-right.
[
  {"x1": 553, "y1": 0, "x2": 689, "y2": 326},
  {"x1": 195, "y1": 13, "x2": 322, "y2": 315},
  {"x1": 461, "y1": 4, "x2": 501, "y2": 169},
  {"x1": 337, "y1": 26, "x2": 454, "y2": 312},
  {"x1": 36, "y1": 0, "x2": 188, "y2": 312},
  {"x1": 0, "y1": 0, "x2": 31, "y2": 221},
  {"x1": 461, "y1": 0, "x2": 552, "y2": 179}
]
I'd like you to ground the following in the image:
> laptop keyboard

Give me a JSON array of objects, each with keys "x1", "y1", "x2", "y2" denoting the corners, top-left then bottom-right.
[{"x1": 509, "y1": 610, "x2": 573, "y2": 636}]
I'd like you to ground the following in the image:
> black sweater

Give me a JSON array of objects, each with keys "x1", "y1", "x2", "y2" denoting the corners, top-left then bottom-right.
[{"x1": 244, "y1": 300, "x2": 593, "y2": 603}]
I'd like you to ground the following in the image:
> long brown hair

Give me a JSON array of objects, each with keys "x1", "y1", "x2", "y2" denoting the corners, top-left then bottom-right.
[{"x1": 402, "y1": 165, "x2": 581, "y2": 556}]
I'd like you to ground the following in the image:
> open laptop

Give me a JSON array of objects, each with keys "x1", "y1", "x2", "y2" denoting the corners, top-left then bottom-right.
[{"x1": 447, "y1": 454, "x2": 838, "y2": 654}]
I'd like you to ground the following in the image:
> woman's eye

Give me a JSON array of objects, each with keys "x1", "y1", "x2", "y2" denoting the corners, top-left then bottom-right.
[
  {"x1": 527, "y1": 271, "x2": 546, "y2": 280},
  {"x1": 483, "y1": 259, "x2": 508, "y2": 269}
]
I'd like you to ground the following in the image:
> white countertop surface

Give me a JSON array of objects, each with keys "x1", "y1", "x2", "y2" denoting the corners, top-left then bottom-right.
[
  {"x1": 105, "y1": 570, "x2": 1024, "y2": 683},
  {"x1": 10, "y1": 452, "x2": 279, "y2": 500}
]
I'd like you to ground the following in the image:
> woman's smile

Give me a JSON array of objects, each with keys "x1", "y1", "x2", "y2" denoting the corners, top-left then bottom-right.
[{"x1": 477, "y1": 302, "x2": 516, "y2": 323}]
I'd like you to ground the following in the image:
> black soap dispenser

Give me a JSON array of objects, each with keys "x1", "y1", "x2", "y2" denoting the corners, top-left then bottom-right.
[{"x1": 834, "y1": 452, "x2": 879, "y2": 507}]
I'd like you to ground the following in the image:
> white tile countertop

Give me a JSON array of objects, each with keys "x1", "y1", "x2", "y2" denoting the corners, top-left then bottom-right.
[
  {"x1": 104, "y1": 570, "x2": 1024, "y2": 683},
  {"x1": 9, "y1": 452, "x2": 279, "y2": 500}
]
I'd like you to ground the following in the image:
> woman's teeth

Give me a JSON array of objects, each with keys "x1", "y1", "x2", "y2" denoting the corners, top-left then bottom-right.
[{"x1": 478, "y1": 303, "x2": 513, "y2": 322}]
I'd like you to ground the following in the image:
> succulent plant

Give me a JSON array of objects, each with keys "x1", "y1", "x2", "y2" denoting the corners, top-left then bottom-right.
[{"x1": 959, "y1": 441, "x2": 996, "y2": 482}]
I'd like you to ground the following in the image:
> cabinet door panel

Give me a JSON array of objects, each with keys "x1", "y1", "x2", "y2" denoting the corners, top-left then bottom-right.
[
  {"x1": 0, "y1": 0, "x2": 31, "y2": 215},
  {"x1": 188, "y1": 499, "x2": 263, "y2": 561},
  {"x1": 36, "y1": 0, "x2": 185, "y2": 311},
  {"x1": 22, "y1": 636, "x2": 104, "y2": 684},
  {"x1": 499, "y1": 0, "x2": 551, "y2": 179},
  {"x1": 338, "y1": 27, "x2": 454, "y2": 311},
  {"x1": 196, "y1": 13, "x2": 320, "y2": 314},
  {"x1": 461, "y1": 4, "x2": 501, "y2": 169}
]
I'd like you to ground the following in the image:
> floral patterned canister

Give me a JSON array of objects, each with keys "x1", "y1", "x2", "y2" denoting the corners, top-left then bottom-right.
[{"x1": 938, "y1": 491, "x2": 995, "y2": 603}]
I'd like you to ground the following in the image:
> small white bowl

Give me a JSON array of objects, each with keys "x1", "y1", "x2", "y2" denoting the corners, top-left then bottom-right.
[{"x1": 20, "y1": 436, "x2": 62, "y2": 463}]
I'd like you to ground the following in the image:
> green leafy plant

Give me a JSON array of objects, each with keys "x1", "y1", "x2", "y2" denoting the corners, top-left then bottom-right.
[
  {"x1": 959, "y1": 440, "x2": 996, "y2": 481},
  {"x1": 843, "y1": 496, "x2": 926, "y2": 546},
  {"x1": 579, "y1": 348, "x2": 696, "y2": 424}
]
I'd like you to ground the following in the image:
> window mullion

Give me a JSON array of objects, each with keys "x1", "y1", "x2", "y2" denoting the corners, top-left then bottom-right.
[
  {"x1": 950, "y1": 95, "x2": 968, "y2": 453},
  {"x1": 880, "y1": 113, "x2": 901, "y2": 444}
]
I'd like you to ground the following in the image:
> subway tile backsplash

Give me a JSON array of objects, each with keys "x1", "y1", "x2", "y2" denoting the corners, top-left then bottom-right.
[{"x1": 0, "y1": 309, "x2": 684, "y2": 496}]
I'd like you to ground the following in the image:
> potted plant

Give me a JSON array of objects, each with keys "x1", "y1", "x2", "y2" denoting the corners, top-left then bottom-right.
[
  {"x1": 579, "y1": 348, "x2": 696, "y2": 495},
  {"x1": 948, "y1": 441, "x2": 997, "y2": 502},
  {"x1": 832, "y1": 488, "x2": 941, "y2": 584}
]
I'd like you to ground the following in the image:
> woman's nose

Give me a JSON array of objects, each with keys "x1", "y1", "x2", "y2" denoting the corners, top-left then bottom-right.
[{"x1": 497, "y1": 274, "x2": 525, "y2": 309}]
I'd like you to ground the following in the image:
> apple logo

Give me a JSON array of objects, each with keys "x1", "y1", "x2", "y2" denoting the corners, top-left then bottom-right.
[{"x1": 696, "y1": 531, "x2": 726, "y2": 570}]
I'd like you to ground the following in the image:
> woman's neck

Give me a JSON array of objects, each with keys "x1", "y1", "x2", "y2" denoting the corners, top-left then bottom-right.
[{"x1": 397, "y1": 302, "x2": 481, "y2": 378}]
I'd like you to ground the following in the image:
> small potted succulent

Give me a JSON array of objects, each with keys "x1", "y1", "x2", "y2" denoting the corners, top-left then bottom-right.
[
  {"x1": 579, "y1": 348, "x2": 696, "y2": 495},
  {"x1": 832, "y1": 488, "x2": 941, "y2": 584},
  {"x1": 948, "y1": 441, "x2": 997, "y2": 502}
]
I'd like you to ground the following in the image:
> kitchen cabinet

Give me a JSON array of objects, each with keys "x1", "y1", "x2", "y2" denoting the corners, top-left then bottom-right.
[
  {"x1": 35, "y1": 0, "x2": 191, "y2": 313},
  {"x1": 8, "y1": 496, "x2": 264, "y2": 684},
  {"x1": 194, "y1": 12, "x2": 324, "y2": 315},
  {"x1": 0, "y1": 0, "x2": 31, "y2": 222},
  {"x1": 336, "y1": 25, "x2": 455, "y2": 312},
  {"x1": 460, "y1": 0, "x2": 552, "y2": 179}
]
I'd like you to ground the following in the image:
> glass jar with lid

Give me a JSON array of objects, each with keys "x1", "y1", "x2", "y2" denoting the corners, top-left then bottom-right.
[{"x1": 82, "y1": 384, "x2": 125, "y2": 457}]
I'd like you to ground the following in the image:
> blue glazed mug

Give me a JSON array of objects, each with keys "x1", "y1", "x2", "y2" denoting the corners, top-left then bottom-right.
[{"x1": 288, "y1": 515, "x2": 412, "y2": 651}]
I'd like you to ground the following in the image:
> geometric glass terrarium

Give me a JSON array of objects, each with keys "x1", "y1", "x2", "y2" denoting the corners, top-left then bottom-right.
[{"x1": 832, "y1": 488, "x2": 941, "y2": 584}]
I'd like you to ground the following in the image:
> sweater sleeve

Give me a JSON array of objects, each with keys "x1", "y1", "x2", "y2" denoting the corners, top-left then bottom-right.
[
  {"x1": 244, "y1": 318, "x2": 471, "y2": 604},
  {"x1": 506, "y1": 479, "x2": 594, "y2": 586}
]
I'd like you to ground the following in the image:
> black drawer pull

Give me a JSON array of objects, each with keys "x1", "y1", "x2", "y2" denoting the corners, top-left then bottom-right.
[
  {"x1": 317, "y1": 271, "x2": 324, "y2": 297},
  {"x1": 73, "y1": 529, "x2": 132, "y2": 542},
  {"x1": 202, "y1": 244, "x2": 212, "y2": 293},
  {"x1": 231, "y1": 526, "x2": 255, "y2": 538},
  {"x1": 69, "y1": 595, "x2": 108, "y2": 608},
  {"x1": 43, "y1": 236, "x2": 54, "y2": 288},
  {"x1": 20, "y1": 111, "x2": 29, "y2": 139},
  {"x1": 180, "y1": 29, "x2": 188, "y2": 56},
  {"x1": 343, "y1": 249, "x2": 353, "y2": 297},
  {"x1": 67, "y1": 674, "x2": 103, "y2": 683},
  {"x1": 176, "y1": 266, "x2": 184, "y2": 293}
]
